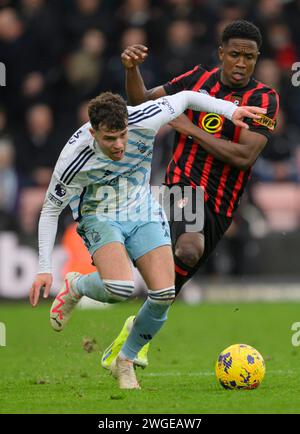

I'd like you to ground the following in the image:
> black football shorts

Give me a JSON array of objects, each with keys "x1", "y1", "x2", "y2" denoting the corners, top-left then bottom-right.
[{"x1": 163, "y1": 184, "x2": 232, "y2": 267}]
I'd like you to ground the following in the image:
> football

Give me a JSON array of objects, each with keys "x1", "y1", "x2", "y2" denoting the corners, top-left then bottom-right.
[{"x1": 215, "y1": 344, "x2": 265, "y2": 390}]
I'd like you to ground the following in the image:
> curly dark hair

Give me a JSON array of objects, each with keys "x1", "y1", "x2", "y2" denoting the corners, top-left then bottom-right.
[
  {"x1": 222, "y1": 20, "x2": 262, "y2": 49},
  {"x1": 88, "y1": 92, "x2": 128, "y2": 131}
]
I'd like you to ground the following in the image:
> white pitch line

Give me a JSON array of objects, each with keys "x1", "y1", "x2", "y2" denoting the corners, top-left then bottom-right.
[
  {"x1": 141, "y1": 369, "x2": 295, "y2": 378},
  {"x1": 99, "y1": 369, "x2": 295, "y2": 381},
  {"x1": 143, "y1": 372, "x2": 213, "y2": 377}
]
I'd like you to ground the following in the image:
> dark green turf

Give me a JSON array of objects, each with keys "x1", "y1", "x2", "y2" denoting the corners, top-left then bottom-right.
[{"x1": 0, "y1": 300, "x2": 300, "y2": 414}]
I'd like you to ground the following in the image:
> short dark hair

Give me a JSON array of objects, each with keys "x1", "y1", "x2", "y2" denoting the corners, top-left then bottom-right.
[
  {"x1": 88, "y1": 92, "x2": 128, "y2": 131},
  {"x1": 221, "y1": 20, "x2": 262, "y2": 49}
]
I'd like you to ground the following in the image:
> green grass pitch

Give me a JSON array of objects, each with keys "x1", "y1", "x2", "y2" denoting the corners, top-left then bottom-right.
[{"x1": 1, "y1": 300, "x2": 300, "y2": 414}]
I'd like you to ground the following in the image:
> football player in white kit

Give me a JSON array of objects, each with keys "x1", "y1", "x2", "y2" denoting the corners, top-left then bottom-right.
[{"x1": 29, "y1": 90, "x2": 265, "y2": 389}]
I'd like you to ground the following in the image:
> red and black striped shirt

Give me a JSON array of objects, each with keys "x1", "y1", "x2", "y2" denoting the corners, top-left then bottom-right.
[{"x1": 163, "y1": 66, "x2": 280, "y2": 217}]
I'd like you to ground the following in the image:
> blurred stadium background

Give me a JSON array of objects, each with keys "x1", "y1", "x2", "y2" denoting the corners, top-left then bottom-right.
[{"x1": 1, "y1": 0, "x2": 300, "y2": 303}]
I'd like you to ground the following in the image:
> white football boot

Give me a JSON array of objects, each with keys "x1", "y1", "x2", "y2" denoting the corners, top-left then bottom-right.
[
  {"x1": 110, "y1": 356, "x2": 141, "y2": 390},
  {"x1": 50, "y1": 272, "x2": 81, "y2": 331}
]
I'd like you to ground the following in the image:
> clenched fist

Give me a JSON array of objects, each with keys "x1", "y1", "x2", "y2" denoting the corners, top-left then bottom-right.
[{"x1": 121, "y1": 44, "x2": 148, "y2": 69}]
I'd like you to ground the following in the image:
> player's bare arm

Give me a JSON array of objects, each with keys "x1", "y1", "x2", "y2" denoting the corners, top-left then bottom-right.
[
  {"x1": 169, "y1": 112, "x2": 267, "y2": 170},
  {"x1": 121, "y1": 44, "x2": 166, "y2": 105}
]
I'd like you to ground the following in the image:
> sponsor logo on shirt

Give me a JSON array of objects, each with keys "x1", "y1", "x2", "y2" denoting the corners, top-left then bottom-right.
[
  {"x1": 253, "y1": 114, "x2": 276, "y2": 130},
  {"x1": 201, "y1": 113, "x2": 223, "y2": 134},
  {"x1": 158, "y1": 97, "x2": 175, "y2": 115}
]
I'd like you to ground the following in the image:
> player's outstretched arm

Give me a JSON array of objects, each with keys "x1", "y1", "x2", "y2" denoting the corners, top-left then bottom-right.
[
  {"x1": 29, "y1": 170, "x2": 73, "y2": 306},
  {"x1": 141, "y1": 91, "x2": 265, "y2": 138},
  {"x1": 29, "y1": 204, "x2": 60, "y2": 306},
  {"x1": 172, "y1": 90, "x2": 266, "y2": 122},
  {"x1": 121, "y1": 44, "x2": 166, "y2": 105}
]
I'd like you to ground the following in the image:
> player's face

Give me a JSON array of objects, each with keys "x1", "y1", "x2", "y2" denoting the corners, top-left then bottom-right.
[
  {"x1": 219, "y1": 38, "x2": 259, "y2": 88},
  {"x1": 90, "y1": 126, "x2": 128, "y2": 160}
]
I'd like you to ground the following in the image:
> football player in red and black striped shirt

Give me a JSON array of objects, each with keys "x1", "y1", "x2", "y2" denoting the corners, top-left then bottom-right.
[
  {"x1": 100, "y1": 20, "x2": 279, "y2": 371},
  {"x1": 120, "y1": 20, "x2": 279, "y2": 298}
]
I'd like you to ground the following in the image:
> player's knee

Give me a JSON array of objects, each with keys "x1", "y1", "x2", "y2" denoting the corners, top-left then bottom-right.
[
  {"x1": 103, "y1": 279, "x2": 134, "y2": 303},
  {"x1": 148, "y1": 287, "x2": 176, "y2": 314},
  {"x1": 175, "y1": 240, "x2": 204, "y2": 268}
]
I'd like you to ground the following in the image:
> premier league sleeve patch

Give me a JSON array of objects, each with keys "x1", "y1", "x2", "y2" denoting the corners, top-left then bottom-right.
[
  {"x1": 54, "y1": 183, "x2": 67, "y2": 197},
  {"x1": 47, "y1": 183, "x2": 67, "y2": 207}
]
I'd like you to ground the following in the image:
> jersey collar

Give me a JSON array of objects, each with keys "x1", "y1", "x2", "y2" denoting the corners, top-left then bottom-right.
[{"x1": 90, "y1": 139, "x2": 108, "y2": 159}]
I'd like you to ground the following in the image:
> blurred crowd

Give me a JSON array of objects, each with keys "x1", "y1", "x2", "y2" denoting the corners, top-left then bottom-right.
[{"x1": 0, "y1": 0, "x2": 300, "y2": 275}]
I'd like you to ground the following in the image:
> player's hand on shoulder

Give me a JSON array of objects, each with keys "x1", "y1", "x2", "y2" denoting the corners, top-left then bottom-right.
[
  {"x1": 121, "y1": 44, "x2": 148, "y2": 69},
  {"x1": 30, "y1": 273, "x2": 53, "y2": 307},
  {"x1": 232, "y1": 106, "x2": 267, "y2": 129}
]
